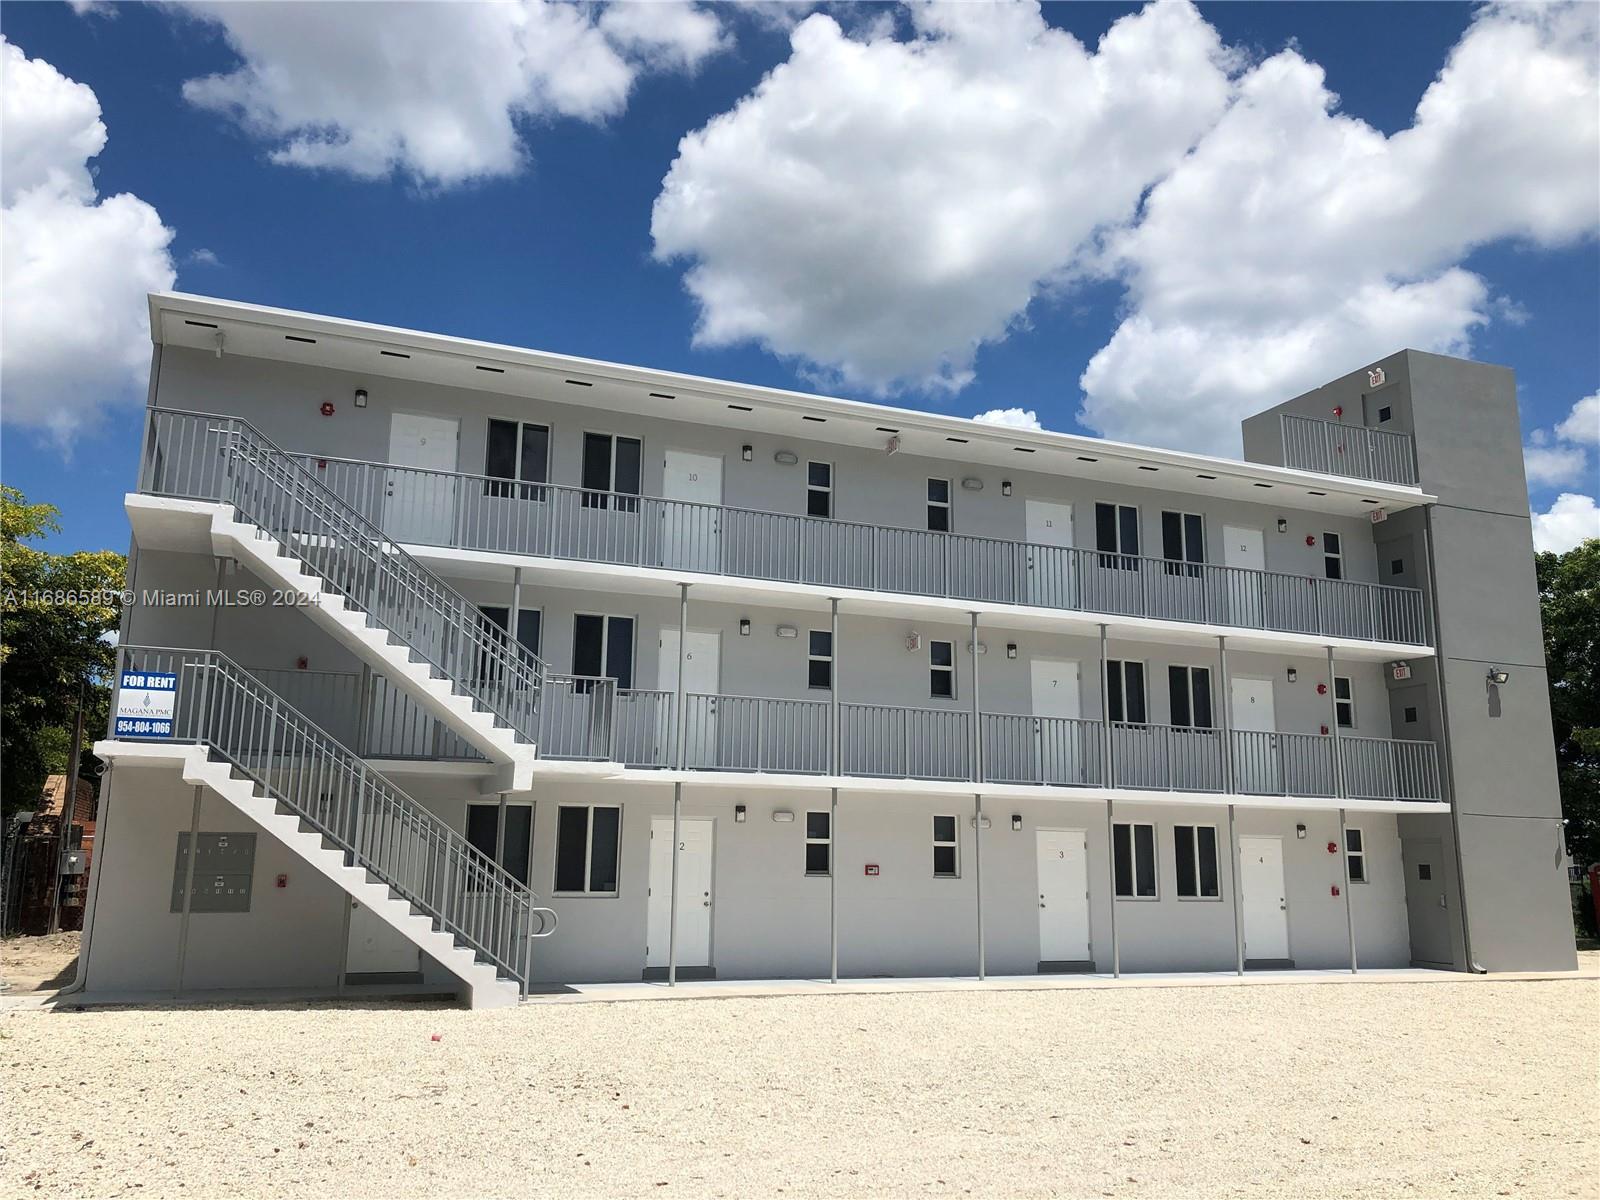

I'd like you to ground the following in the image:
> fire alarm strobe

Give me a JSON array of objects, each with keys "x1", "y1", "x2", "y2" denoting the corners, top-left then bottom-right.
[
  {"x1": 1327, "y1": 842, "x2": 1339, "y2": 854},
  {"x1": 320, "y1": 401, "x2": 335, "y2": 417},
  {"x1": 864, "y1": 864, "x2": 880, "y2": 876}
]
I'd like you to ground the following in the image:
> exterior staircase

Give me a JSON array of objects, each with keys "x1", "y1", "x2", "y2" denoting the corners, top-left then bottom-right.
[
  {"x1": 102, "y1": 647, "x2": 556, "y2": 1007},
  {"x1": 144, "y1": 409, "x2": 546, "y2": 788}
]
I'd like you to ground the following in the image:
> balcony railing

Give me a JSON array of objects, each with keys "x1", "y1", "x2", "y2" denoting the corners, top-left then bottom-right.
[
  {"x1": 1281, "y1": 414, "x2": 1417, "y2": 486},
  {"x1": 273, "y1": 447, "x2": 1429, "y2": 647}
]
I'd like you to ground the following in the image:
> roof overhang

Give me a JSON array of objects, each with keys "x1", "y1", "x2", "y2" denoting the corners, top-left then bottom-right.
[{"x1": 148, "y1": 292, "x2": 1435, "y2": 517}]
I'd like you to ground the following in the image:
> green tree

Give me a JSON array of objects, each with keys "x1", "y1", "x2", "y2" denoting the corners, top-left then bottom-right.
[
  {"x1": 1, "y1": 486, "x2": 125, "y2": 821},
  {"x1": 1536, "y1": 538, "x2": 1600, "y2": 873}
]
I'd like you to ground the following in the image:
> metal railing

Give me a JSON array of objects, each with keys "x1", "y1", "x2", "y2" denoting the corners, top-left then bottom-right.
[
  {"x1": 1229, "y1": 729, "x2": 1337, "y2": 797},
  {"x1": 981, "y1": 714, "x2": 1103, "y2": 787},
  {"x1": 1341, "y1": 735, "x2": 1443, "y2": 802},
  {"x1": 1110, "y1": 722, "x2": 1226, "y2": 792},
  {"x1": 141, "y1": 409, "x2": 548, "y2": 747},
  {"x1": 1281, "y1": 413, "x2": 1417, "y2": 486},
  {"x1": 281, "y1": 446, "x2": 1431, "y2": 647},
  {"x1": 116, "y1": 646, "x2": 554, "y2": 993},
  {"x1": 246, "y1": 667, "x2": 484, "y2": 762}
]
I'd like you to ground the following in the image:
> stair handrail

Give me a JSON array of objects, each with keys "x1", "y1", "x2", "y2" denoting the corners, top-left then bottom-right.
[
  {"x1": 115, "y1": 644, "x2": 555, "y2": 991},
  {"x1": 141, "y1": 407, "x2": 547, "y2": 742}
]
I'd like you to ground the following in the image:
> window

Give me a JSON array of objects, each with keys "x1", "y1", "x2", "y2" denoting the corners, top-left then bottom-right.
[
  {"x1": 805, "y1": 811, "x2": 831, "y2": 876},
  {"x1": 1390, "y1": 558, "x2": 1405, "y2": 576},
  {"x1": 1417, "y1": 862, "x2": 1432, "y2": 882},
  {"x1": 466, "y1": 801, "x2": 534, "y2": 886},
  {"x1": 1346, "y1": 827, "x2": 1367, "y2": 884},
  {"x1": 927, "y1": 479, "x2": 951, "y2": 532},
  {"x1": 932, "y1": 814, "x2": 959, "y2": 877},
  {"x1": 1096, "y1": 502, "x2": 1140, "y2": 568},
  {"x1": 808, "y1": 630, "x2": 833, "y2": 690},
  {"x1": 554, "y1": 804, "x2": 620, "y2": 894},
  {"x1": 572, "y1": 614, "x2": 634, "y2": 690},
  {"x1": 1334, "y1": 676, "x2": 1354, "y2": 728},
  {"x1": 581, "y1": 432, "x2": 642, "y2": 510},
  {"x1": 1377, "y1": 405, "x2": 1392, "y2": 423},
  {"x1": 1161, "y1": 511, "x2": 1204, "y2": 577},
  {"x1": 485, "y1": 419, "x2": 549, "y2": 499},
  {"x1": 1105, "y1": 660, "x2": 1147, "y2": 725},
  {"x1": 807, "y1": 461, "x2": 833, "y2": 518},
  {"x1": 1113, "y1": 822, "x2": 1157, "y2": 898},
  {"x1": 1167, "y1": 666, "x2": 1213, "y2": 729},
  {"x1": 929, "y1": 640, "x2": 955, "y2": 699},
  {"x1": 1174, "y1": 825, "x2": 1220, "y2": 899},
  {"x1": 1404, "y1": 706, "x2": 1418, "y2": 724},
  {"x1": 1323, "y1": 531, "x2": 1343, "y2": 580},
  {"x1": 477, "y1": 605, "x2": 543, "y2": 686}
]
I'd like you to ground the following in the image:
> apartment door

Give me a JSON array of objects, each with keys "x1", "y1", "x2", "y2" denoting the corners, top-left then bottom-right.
[
  {"x1": 659, "y1": 628, "x2": 722, "y2": 767},
  {"x1": 1239, "y1": 835, "x2": 1290, "y2": 962},
  {"x1": 1024, "y1": 500, "x2": 1074, "y2": 608},
  {"x1": 1221, "y1": 524, "x2": 1265, "y2": 627},
  {"x1": 1401, "y1": 837, "x2": 1453, "y2": 965},
  {"x1": 646, "y1": 818, "x2": 715, "y2": 970},
  {"x1": 1036, "y1": 829, "x2": 1091, "y2": 965},
  {"x1": 345, "y1": 898, "x2": 420, "y2": 976},
  {"x1": 1229, "y1": 677, "x2": 1279, "y2": 794},
  {"x1": 661, "y1": 449, "x2": 723, "y2": 573},
  {"x1": 1031, "y1": 659, "x2": 1082, "y2": 784},
  {"x1": 385, "y1": 413, "x2": 459, "y2": 545}
]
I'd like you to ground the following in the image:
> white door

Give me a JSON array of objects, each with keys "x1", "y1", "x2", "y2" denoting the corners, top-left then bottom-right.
[
  {"x1": 1239, "y1": 835, "x2": 1289, "y2": 961},
  {"x1": 1036, "y1": 829, "x2": 1091, "y2": 963},
  {"x1": 1030, "y1": 659, "x2": 1083, "y2": 784},
  {"x1": 658, "y1": 628, "x2": 722, "y2": 766},
  {"x1": 1230, "y1": 677, "x2": 1278, "y2": 793},
  {"x1": 385, "y1": 413, "x2": 459, "y2": 545},
  {"x1": 661, "y1": 449, "x2": 723, "y2": 572},
  {"x1": 1221, "y1": 524, "x2": 1266, "y2": 627},
  {"x1": 646, "y1": 818, "x2": 714, "y2": 968},
  {"x1": 1024, "y1": 500, "x2": 1074, "y2": 607},
  {"x1": 345, "y1": 898, "x2": 420, "y2": 975}
]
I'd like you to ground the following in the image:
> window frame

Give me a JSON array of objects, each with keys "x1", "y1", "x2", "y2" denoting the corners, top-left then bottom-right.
[
  {"x1": 1095, "y1": 501, "x2": 1141, "y2": 569},
  {"x1": 805, "y1": 810, "x2": 831, "y2": 877},
  {"x1": 932, "y1": 813, "x2": 960, "y2": 879},
  {"x1": 1113, "y1": 821, "x2": 1159, "y2": 900},
  {"x1": 484, "y1": 417, "x2": 551, "y2": 499},
  {"x1": 1173, "y1": 823, "x2": 1222, "y2": 901},
  {"x1": 1334, "y1": 675, "x2": 1355, "y2": 729},
  {"x1": 929, "y1": 639, "x2": 956, "y2": 700},
  {"x1": 1160, "y1": 510, "x2": 1205, "y2": 577},
  {"x1": 572, "y1": 612, "x2": 636, "y2": 691},
  {"x1": 1346, "y1": 827, "x2": 1367, "y2": 884},
  {"x1": 1105, "y1": 659, "x2": 1148, "y2": 726},
  {"x1": 581, "y1": 430, "x2": 643, "y2": 511},
  {"x1": 465, "y1": 799, "x2": 535, "y2": 887},
  {"x1": 807, "y1": 629, "x2": 833, "y2": 691},
  {"x1": 926, "y1": 478, "x2": 951, "y2": 533},
  {"x1": 807, "y1": 461, "x2": 834, "y2": 519},
  {"x1": 553, "y1": 803, "x2": 622, "y2": 897},
  {"x1": 1166, "y1": 664, "x2": 1214, "y2": 730},
  {"x1": 1323, "y1": 531, "x2": 1344, "y2": 580}
]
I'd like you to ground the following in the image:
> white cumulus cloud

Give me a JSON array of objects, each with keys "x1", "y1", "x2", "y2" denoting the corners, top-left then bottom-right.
[
  {"x1": 1556, "y1": 393, "x2": 1599, "y2": 445},
  {"x1": 1522, "y1": 392, "x2": 1598, "y2": 491},
  {"x1": 174, "y1": 0, "x2": 729, "y2": 186},
  {"x1": 973, "y1": 407, "x2": 1043, "y2": 431},
  {"x1": 0, "y1": 37, "x2": 176, "y2": 447},
  {"x1": 1531, "y1": 492, "x2": 1600, "y2": 553},
  {"x1": 1082, "y1": 2, "x2": 1600, "y2": 452},
  {"x1": 651, "y1": 0, "x2": 1236, "y2": 394}
]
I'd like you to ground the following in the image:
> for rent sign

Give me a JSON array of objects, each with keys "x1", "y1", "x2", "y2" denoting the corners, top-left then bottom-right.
[{"x1": 115, "y1": 671, "x2": 178, "y2": 737}]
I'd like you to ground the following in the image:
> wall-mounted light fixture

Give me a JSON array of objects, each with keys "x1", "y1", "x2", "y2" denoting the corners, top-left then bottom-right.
[
  {"x1": 1276, "y1": 518, "x2": 1287, "y2": 533},
  {"x1": 772, "y1": 810, "x2": 795, "y2": 823},
  {"x1": 1001, "y1": 481, "x2": 1013, "y2": 497},
  {"x1": 1487, "y1": 666, "x2": 1510, "y2": 685},
  {"x1": 774, "y1": 450, "x2": 799, "y2": 465},
  {"x1": 776, "y1": 625, "x2": 798, "y2": 639},
  {"x1": 739, "y1": 618, "x2": 751, "y2": 637},
  {"x1": 1010, "y1": 814, "x2": 1022, "y2": 832},
  {"x1": 968, "y1": 641, "x2": 987, "y2": 655},
  {"x1": 1286, "y1": 667, "x2": 1298, "y2": 683},
  {"x1": 734, "y1": 804, "x2": 747, "y2": 823},
  {"x1": 1295, "y1": 824, "x2": 1307, "y2": 839},
  {"x1": 354, "y1": 388, "x2": 368, "y2": 408},
  {"x1": 1006, "y1": 643, "x2": 1018, "y2": 659},
  {"x1": 742, "y1": 444, "x2": 753, "y2": 462},
  {"x1": 960, "y1": 477, "x2": 983, "y2": 491},
  {"x1": 970, "y1": 815, "x2": 992, "y2": 829}
]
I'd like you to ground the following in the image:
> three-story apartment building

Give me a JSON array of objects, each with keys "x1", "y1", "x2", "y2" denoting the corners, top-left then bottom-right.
[{"x1": 75, "y1": 294, "x2": 1576, "y2": 1007}]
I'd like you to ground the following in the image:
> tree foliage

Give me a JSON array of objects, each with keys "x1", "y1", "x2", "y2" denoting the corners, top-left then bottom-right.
[
  {"x1": 1, "y1": 486, "x2": 125, "y2": 820},
  {"x1": 1536, "y1": 537, "x2": 1600, "y2": 870}
]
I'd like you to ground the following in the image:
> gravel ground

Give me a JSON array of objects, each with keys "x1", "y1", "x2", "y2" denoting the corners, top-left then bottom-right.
[
  {"x1": 0, "y1": 933, "x2": 79, "y2": 994},
  {"x1": 2, "y1": 969, "x2": 1596, "y2": 1200}
]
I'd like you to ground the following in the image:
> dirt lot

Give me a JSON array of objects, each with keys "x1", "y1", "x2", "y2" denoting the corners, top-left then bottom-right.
[
  {"x1": 0, "y1": 932, "x2": 79, "y2": 993},
  {"x1": 1, "y1": 969, "x2": 1595, "y2": 1200}
]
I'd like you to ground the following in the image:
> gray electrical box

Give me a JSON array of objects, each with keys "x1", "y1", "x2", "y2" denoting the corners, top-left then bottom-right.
[{"x1": 170, "y1": 832, "x2": 256, "y2": 913}]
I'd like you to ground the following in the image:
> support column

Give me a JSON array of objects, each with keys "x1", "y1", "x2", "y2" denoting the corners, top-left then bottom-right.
[
  {"x1": 829, "y1": 597, "x2": 840, "y2": 985},
  {"x1": 1217, "y1": 635, "x2": 1233, "y2": 795},
  {"x1": 669, "y1": 583, "x2": 689, "y2": 987},
  {"x1": 1228, "y1": 803, "x2": 1244, "y2": 975},
  {"x1": 1100, "y1": 624, "x2": 1118, "y2": 978},
  {"x1": 1339, "y1": 806, "x2": 1358, "y2": 973},
  {"x1": 509, "y1": 566, "x2": 523, "y2": 644},
  {"x1": 1326, "y1": 645, "x2": 1345, "y2": 799},
  {"x1": 969, "y1": 612, "x2": 984, "y2": 980},
  {"x1": 173, "y1": 785, "x2": 203, "y2": 998}
]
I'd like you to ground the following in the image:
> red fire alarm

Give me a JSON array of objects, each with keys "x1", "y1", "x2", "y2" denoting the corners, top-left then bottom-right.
[
  {"x1": 1327, "y1": 842, "x2": 1338, "y2": 854},
  {"x1": 1332, "y1": 405, "x2": 1343, "y2": 418},
  {"x1": 1320, "y1": 723, "x2": 1330, "y2": 735},
  {"x1": 1331, "y1": 884, "x2": 1341, "y2": 897},
  {"x1": 864, "y1": 864, "x2": 880, "y2": 876},
  {"x1": 1316, "y1": 682, "x2": 1328, "y2": 695},
  {"x1": 276, "y1": 874, "x2": 288, "y2": 888},
  {"x1": 320, "y1": 401, "x2": 336, "y2": 417},
  {"x1": 1305, "y1": 534, "x2": 1316, "y2": 546}
]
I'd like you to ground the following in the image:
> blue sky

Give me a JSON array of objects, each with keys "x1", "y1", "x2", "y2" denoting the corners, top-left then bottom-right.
[{"x1": 2, "y1": 1, "x2": 1596, "y2": 554}]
